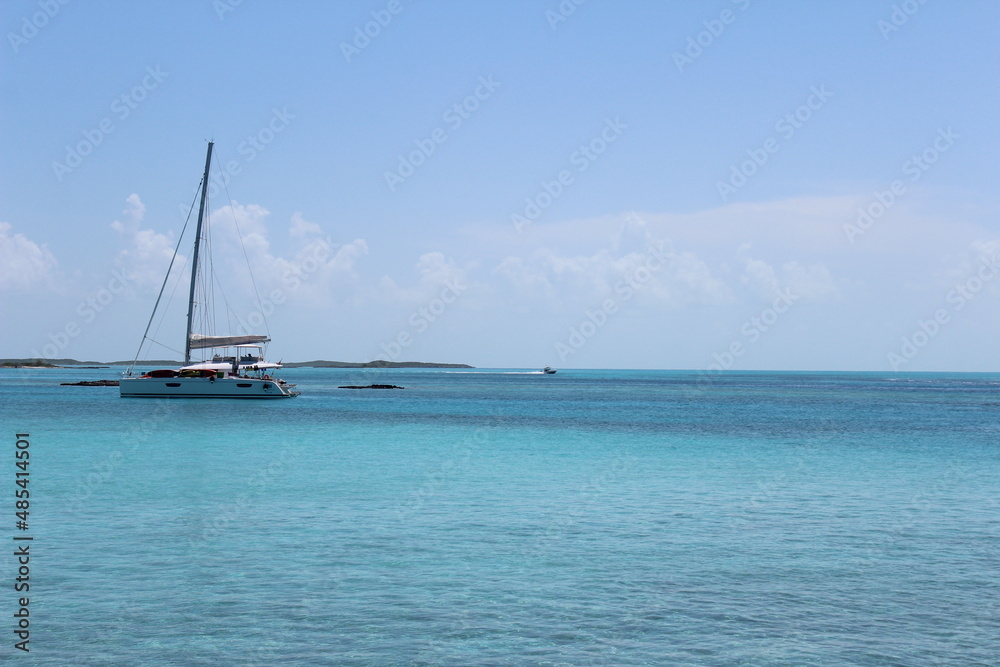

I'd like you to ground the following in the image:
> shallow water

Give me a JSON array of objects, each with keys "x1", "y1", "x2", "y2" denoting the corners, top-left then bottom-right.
[{"x1": 3, "y1": 367, "x2": 998, "y2": 664}]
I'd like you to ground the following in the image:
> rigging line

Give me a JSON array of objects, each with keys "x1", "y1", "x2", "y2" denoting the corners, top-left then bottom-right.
[
  {"x1": 149, "y1": 252, "x2": 188, "y2": 355},
  {"x1": 212, "y1": 271, "x2": 239, "y2": 335},
  {"x1": 204, "y1": 210, "x2": 250, "y2": 337},
  {"x1": 127, "y1": 185, "x2": 201, "y2": 374},
  {"x1": 140, "y1": 338, "x2": 186, "y2": 357},
  {"x1": 208, "y1": 209, "x2": 218, "y2": 335},
  {"x1": 189, "y1": 186, "x2": 215, "y2": 350},
  {"x1": 220, "y1": 171, "x2": 270, "y2": 338},
  {"x1": 201, "y1": 194, "x2": 214, "y2": 336}
]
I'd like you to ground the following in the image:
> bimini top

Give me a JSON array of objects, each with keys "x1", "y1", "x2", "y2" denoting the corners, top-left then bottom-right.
[
  {"x1": 180, "y1": 361, "x2": 283, "y2": 371},
  {"x1": 188, "y1": 334, "x2": 270, "y2": 350}
]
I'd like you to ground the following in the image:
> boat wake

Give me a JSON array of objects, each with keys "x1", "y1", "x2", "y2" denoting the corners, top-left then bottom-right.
[{"x1": 445, "y1": 371, "x2": 547, "y2": 375}]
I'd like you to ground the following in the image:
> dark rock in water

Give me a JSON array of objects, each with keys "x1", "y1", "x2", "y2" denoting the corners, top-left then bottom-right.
[
  {"x1": 338, "y1": 384, "x2": 404, "y2": 389},
  {"x1": 61, "y1": 380, "x2": 119, "y2": 386}
]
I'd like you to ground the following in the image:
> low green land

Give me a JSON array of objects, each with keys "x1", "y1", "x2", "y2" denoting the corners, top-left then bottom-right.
[{"x1": 1, "y1": 359, "x2": 60, "y2": 368}]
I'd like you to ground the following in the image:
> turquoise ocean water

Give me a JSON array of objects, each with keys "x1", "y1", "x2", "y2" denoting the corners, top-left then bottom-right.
[{"x1": 2, "y1": 367, "x2": 999, "y2": 665}]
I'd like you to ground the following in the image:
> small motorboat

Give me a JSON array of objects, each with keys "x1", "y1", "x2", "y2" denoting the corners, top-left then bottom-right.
[{"x1": 542, "y1": 367, "x2": 557, "y2": 374}]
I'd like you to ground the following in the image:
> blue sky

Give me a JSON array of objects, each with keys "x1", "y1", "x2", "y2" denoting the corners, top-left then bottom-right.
[{"x1": 2, "y1": 0, "x2": 999, "y2": 370}]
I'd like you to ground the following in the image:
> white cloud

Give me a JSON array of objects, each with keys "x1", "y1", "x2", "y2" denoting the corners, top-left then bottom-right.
[
  {"x1": 739, "y1": 252, "x2": 837, "y2": 302},
  {"x1": 111, "y1": 194, "x2": 179, "y2": 291},
  {"x1": 109, "y1": 193, "x2": 146, "y2": 233},
  {"x1": 289, "y1": 212, "x2": 322, "y2": 238},
  {"x1": 0, "y1": 222, "x2": 58, "y2": 291},
  {"x1": 492, "y1": 214, "x2": 730, "y2": 310},
  {"x1": 109, "y1": 197, "x2": 372, "y2": 316},
  {"x1": 475, "y1": 197, "x2": 855, "y2": 258},
  {"x1": 272, "y1": 236, "x2": 369, "y2": 306},
  {"x1": 781, "y1": 261, "x2": 838, "y2": 300},
  {"x1": 740, "y1": 256, "x2": 780, "y2": 297},
  {"x1": 380, "y1": 251, "x2": 469, "y2": 306},
  {"x1": 494, "y1": 256, "x2": 555, "y2": 298},
  {"x1": 936, "y1": 239, "x2": 1000, "y2": 298},
  {"x1": 202, "y1": 205, "x2": 370, "y2": 308},
  {"x1": 208, "y1": 201, "x2": 272, "y2": 258}
]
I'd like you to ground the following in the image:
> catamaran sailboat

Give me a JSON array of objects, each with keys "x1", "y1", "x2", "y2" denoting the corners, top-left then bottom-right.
[{"x1": 120, "y1": 142, "x2": 299, "y2": 398}]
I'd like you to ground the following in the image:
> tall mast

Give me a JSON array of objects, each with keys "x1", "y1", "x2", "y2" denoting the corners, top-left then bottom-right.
[{"x1": 184, "y1": 141, "x2": 214, "y2": 364}]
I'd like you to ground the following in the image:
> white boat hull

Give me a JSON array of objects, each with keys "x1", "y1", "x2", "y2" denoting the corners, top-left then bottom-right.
[{"x1": 119, "y1": 376, "x2": 298, "y2": 398}]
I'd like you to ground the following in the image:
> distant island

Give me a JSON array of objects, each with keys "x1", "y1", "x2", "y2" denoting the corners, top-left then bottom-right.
[
  {"x1": 1, "y1": 358, "x2": 472, "y2": 369},
  {"x1": 1, "y1": 359, "x2": 60, "y2": 368},
  {"x1": 2, "y1": 358, "x2": 113, "y2": 367}
]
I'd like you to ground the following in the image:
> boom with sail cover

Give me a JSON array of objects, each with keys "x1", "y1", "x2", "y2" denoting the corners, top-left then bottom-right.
[{"x1": 188, "y1": 334, "x2": 270, "y2": 350}]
